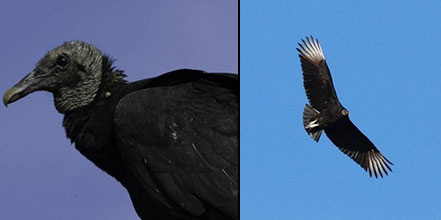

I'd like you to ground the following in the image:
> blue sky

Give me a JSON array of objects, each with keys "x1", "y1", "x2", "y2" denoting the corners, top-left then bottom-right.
[
  {"x1": 241, "y1": 1, "x2": 441, "y2": 220},
  {"x1": 0, "y1": 1, "x2": 237, "y2": 219}
]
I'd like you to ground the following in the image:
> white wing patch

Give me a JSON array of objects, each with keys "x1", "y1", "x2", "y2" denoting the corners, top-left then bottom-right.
[
  {"x1": 297, "y1": 36, "x2": 325, "y2": 64},
  {"x1": 340, "y1": 148, "x2": 393, "y2": 178}
]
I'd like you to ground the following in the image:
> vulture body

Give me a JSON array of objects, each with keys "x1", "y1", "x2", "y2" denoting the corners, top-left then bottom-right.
[
  {"x1": 3, "y1": 41, "x2": 238, "y2": 220},
  {"x1": 297, "y1": 36, "x2": 392, "y2": 178}
]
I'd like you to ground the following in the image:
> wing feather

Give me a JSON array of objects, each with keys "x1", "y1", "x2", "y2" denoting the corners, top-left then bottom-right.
[
  {"x1": 298, "y1": 36, "x2": 340, "y2": 111},
  {"x1": 324, "y1": 117, "x2": 393, "y2": 178}
]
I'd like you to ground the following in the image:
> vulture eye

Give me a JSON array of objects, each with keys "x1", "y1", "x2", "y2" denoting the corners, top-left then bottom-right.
[{"x1": 56, "y1": 55, "x2": 69, "y2": 68}]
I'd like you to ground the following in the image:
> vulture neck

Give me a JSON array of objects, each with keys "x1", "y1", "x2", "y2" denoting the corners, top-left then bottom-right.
[
  {"x1": 53, "y1": 77, "x2": 101, "y2": 113},
  {"x1": 55, "y1": 55, "x2": 127, "y2": 113},
  {"x1": 61, "y1": 57, "x2": 128, "y2": 179}
]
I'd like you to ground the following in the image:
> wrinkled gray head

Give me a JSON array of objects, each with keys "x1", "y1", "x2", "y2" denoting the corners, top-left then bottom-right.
[{"x1": 3, "y1": 41, "x2": 103, "y2": 113}]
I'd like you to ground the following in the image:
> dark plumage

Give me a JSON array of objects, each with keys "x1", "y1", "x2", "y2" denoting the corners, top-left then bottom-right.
[
  {"x1": 297, "y1": 36, "x2": 392, "y2": 178},
  {"x1": 3, "y1": 41, "x2": 238, "y2": 220}
]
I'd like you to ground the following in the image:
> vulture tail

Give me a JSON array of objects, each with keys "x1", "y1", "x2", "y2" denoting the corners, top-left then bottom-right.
[{"x1": 303, "y1": 104, "x2": 323, "y2": 142}]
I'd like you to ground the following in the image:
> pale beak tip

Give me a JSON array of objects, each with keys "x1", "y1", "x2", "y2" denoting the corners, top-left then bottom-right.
[{"x1": 3, "y1": 87, "x2": 21, "y2": 108}]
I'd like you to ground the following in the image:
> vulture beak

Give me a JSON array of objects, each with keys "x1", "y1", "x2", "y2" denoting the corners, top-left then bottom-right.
[{"x1": 3, "y1": 71, "x2": 39, "y2": 107}]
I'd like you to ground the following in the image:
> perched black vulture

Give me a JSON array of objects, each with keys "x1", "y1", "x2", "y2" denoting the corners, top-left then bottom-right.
[
  {"x1": 297, "y1": 36, "x2": 392, "y2": 178},
  {"x1": 3, "y1": 41, "x2": 238, "y2": 220}
]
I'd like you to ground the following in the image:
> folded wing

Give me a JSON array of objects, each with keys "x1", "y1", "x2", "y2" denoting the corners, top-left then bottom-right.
[{"x1": 114, "y1": 73, "x2": 238, "y2": 219}]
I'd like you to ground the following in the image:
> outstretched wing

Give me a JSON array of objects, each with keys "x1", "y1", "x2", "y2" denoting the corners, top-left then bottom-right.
[
  {"x1": 324, "y1": 117, "x2": 393, "y2": 178},
  {"x1": 297, "y1": 36, "x2": 340, "y2": 111},
  {"x1": 114, "y1": 73, "x2": 238, "y2": 219}
]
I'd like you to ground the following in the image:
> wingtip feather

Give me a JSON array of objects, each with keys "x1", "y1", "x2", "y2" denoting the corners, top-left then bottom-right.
[
  {"x1": 339, "y1": 148, "x2": 393, "y2": 178},
  {"x1": 365, "y1": 150, "x2": 393, "y2": 178},
  {"x1": 297, "y1": 36, "x2": 325, "y2": 64}
]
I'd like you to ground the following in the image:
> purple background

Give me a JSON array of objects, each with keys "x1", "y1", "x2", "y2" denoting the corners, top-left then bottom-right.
[{"x1": 0, "y1": 1, "x2": 237, "y2": 219}]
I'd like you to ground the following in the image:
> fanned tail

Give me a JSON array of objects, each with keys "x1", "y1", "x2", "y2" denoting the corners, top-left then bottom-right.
[{"x1": 303, "y1": 104, "x2": 323, "y2": 142}]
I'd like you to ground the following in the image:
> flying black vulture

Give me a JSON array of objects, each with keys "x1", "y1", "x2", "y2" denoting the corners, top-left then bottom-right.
[
  {"x1": 297, "y1": 36, "x2": 392, "y2": 178},
  {"x1": 3, "y1": 41, "x2": 238, "y2": 220}
]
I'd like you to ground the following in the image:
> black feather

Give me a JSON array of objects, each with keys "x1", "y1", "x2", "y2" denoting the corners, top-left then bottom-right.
[
  {"x1": 5, "y1": 42, "x2": 238, "y2": 220},
  {"x1": 298, "y1": 36, "x2": 392, "y2": 178},
  {"x1": 65, "y1": 67, "x2": 238, "y2": 219}
]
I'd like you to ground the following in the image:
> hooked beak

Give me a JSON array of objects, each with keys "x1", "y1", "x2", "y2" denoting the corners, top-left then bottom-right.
[{"x1": 3, "y1": 71, "x2": 39, "y2": 107}]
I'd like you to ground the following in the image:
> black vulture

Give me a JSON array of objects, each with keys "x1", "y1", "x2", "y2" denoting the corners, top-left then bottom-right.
[
  {"x1": 297, "y1": 36, "x2": 392, "y2": 178},
  {"x1": 3, "y1": 41, "x2": 238, "y2": 220}
]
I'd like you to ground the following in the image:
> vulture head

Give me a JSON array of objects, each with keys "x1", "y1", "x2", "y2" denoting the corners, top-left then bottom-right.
[
  {"x1": 3, "y1": 41, "x2": 104, "y2": 113},
  {"x1": 341, "y1": 109, "x2": 349, "y2": 116}
]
